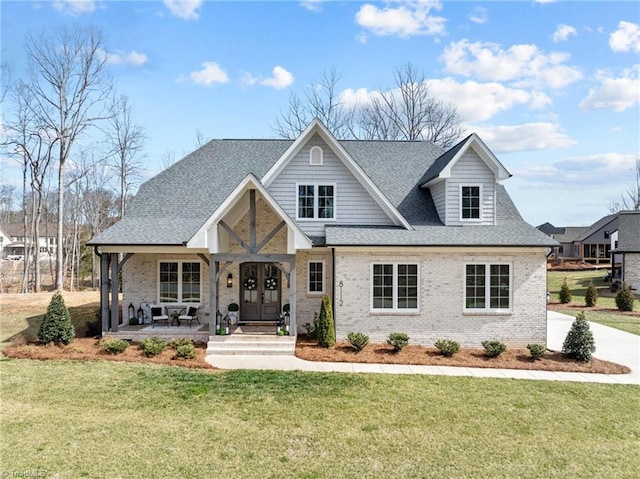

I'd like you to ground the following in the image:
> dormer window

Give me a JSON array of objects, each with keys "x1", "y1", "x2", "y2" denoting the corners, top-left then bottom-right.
[
  {"x1": 461, "y1": 185, "x2": 481, "y2": 220},
  {"x1": 309, "y1": 146, "x2": 323, "y2": 165},
  {"x1": 297, "y1": 183, "x2": 335, "y2": 219}
]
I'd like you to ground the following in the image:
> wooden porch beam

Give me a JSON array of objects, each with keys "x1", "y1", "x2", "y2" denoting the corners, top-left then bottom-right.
[
  {"x1": 197, "y1": 253, "x2": 210, "y2": 266},
  {"x1": 100, "y1": 253, "x2": 110, "y2": 333},
  {"x1": 215, "y1": 261, "x2": 233, "y2": 282},
  {"x1": 118, "y1": 253, "x2": 134, "y2": 269},
  {"x1": 272, "y1": 262, "x2": 290, "y2": 282},
  {"x1": 214, "y1": 253, "x2": 295, "y2": 262},
  {"x1": 209, "y1": 259, "x2": 218, "y2": 334},
  {"x1": 110, "y1": 253, "x2": 120, "y2": 332},
  {"x1": 249, "y1": 189, "x2": 256, "y2": 253},
  {"x1": 219, "y1": 220, "x2": 251, "y2": 254},
  {"x1": 256, "y1": 220, "x2": 286, "y2": 253}
]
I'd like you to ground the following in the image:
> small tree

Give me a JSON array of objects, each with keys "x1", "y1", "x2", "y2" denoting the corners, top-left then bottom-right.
[
  {"x1": 559, "y1": 278, "x2": 572, "y2": 304},
  {"x1": 316, "y1": 295, "x2": 335, "y2": 348},
  {"x1": 615, "y1": 282, "x2": 635, "y2": 312},
  {"x1": 37, "y1": 292, "x2": 75, "y2": 345},
  {"x1": 585, "y1": 282, "x2": 598, "y2": 307},
  {"x1": 562, "y1": 312, "x2": 595, "y2": 362}
]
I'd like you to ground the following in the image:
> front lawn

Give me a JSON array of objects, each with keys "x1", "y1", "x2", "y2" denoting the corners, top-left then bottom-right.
[{"x1": 1, "y1": 359, "x2": 638, "y2": 478}]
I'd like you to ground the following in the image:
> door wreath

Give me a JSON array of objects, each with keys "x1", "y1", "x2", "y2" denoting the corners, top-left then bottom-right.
[
  {"x1": 244, "y1": 277, "x2": 257, "y2": 290},
  {"x1": 265, "y1": 276, "x2": 278, "y2": 290}
]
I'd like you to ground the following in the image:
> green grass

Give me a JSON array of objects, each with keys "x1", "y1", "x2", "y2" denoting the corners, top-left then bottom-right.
[
  {"x1": 548, "y1": 271, "x2": 639, "y2": 335},
  {"x1": 1, "y1": 358, "x2": 639, "y2": 478}
]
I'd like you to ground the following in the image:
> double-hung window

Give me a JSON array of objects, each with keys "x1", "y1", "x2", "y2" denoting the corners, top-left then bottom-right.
[
  {"x1": 464, "y1": 263, "x2": 511, "y2": 311},
  {"x1": 372, "y1": 263, "x2": 419, "y2": 311},
  {"x1": 308, "y1": 261, "x2": 324, "y2": 294},
  {"x1": 159, "y1": 261, "x2": 201, "y2": 303},
  {"x1": 297, "y1": 184, "x2": 335, "y2": 219},
  {"x1": 461, "y1": 185, "x2": 481, "y2": 220}
]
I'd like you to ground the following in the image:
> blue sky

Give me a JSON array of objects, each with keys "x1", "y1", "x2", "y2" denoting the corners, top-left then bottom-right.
[{"x1": 1, "y1": 0, "x2": 639, "y2": 227}]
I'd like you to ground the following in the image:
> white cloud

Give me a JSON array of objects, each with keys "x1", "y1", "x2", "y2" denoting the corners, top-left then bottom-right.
[
  {"x1": 184, "y1": 62, "x2": 229, "y2": 86},
  {"x1": 241, "y1": 72, "x2": 258, "y2": 87},
  {"x1": 609, "y1": 21, "x2": 640, "y2": 53},
  {"x1": 552, "y1": 24, "x2": 577, "y2": 42},
  {"x1": 259, "y1": 66, "x2": 294, "y2": 90},
  {"x1": 580, "y1": 66, "x2": 640, "y2": 112},
  {"x1": 468, "y1": 122, "x2": 575, "y2": 153},
  {"x1": 52, "y1": 0, "x2": 96, "y2": 15},
  {"x1": 355, "y1": 0, "x2": 446, "y2": 38},
  {"x1": 164, "y1": 0, "x2": 202, "y2": 20},
  {"x1": 301, "y1": 0, "x2": 323, "y2": 12},
  {"x1": 468, "y1": 6, "x2": 488, "y2": 25},
  {"x1": 100, "y1": 49, "x2": 148, "y2": 67},
  {"x1": 441, "y1": 39, "x2": 582, "y2": 89}
]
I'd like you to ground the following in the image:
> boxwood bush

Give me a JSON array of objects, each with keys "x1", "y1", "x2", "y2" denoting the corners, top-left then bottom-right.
[
  {"x1": 347, "y1": 332, "x2": 370, "y2": 352},
  {"x1": 140, "y1": 337, "x2": 168, "y2": 357},
  {"x1": 434, "y1": 339, "x2": 460, "y2": 357},
  {"x1": 175, "y1": 343, "x2": 197, "y2": 360},
  {"x1": 100, "y1": 337, "x2": 129, "y2": 355},
  {"x1": 481, "y1": 340, "x2": 507, "y2": 358},
  {"x1": 527, "y1": 343, "x2": 547, "y2": 360},
  {"x1": 387, "y1": 332, "x2": 409, "y2": 352}
]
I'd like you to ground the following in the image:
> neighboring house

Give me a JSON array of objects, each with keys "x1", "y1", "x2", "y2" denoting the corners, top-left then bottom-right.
[
  {"x1": 0, "y1": 223, "x2": 58, "y2": 260},
  {"x1": 89, "y1": 119, "x2": 557, "y2": 348},
  {"x1": 611, "y1": 210, "x2": 640, "y2": 290},
  {"x1": 573, "y1": 214, "x2": 618, "y2": 265},
  {"x1": 536, "y1": 223, "x2": 586, "y2": 263}
]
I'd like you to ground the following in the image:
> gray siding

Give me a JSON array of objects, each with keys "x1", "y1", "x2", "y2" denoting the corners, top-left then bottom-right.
[
  {"x1": 445, "y1": 150, "x2": 495, "y2": 226},
  {"x1": 268, "y1": 133, "x2": 394, "y2": 237},
  {"x1": 430, "y1": 181, "x2": 447, "y2": 224}
]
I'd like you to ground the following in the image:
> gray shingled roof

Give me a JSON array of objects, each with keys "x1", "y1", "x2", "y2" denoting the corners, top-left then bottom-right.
[
  {"x1": 417, "y1": 134, "x2": 471, "y2": 186},
  {"x1": 575, "y1": 213, "x2": 617, "y2": 242},
  {"x1": 90, "y1": 136, "x2": 555, "y2": 248},
  {"x1": 616, "y1": 211, "x2": 640, "y2": 252}
]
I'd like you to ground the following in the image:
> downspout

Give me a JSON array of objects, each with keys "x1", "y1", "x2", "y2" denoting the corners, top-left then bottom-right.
[{"x1": 332, "y1": 247, "x2": 337, "y2": 340}]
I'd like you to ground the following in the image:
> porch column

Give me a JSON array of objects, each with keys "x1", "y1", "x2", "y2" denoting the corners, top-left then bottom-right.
[
  {"x1": 110, "y1": 253, "x2": 119, "y2": 332},
  {"x1": 100, "y1": 253, "x2": 110, "y2": 333},
  {"x1": 209, "y1": 258, "x2": 218, "y2": 334},
  {"x1": 289, "y1": 258, "x2": 296, "y2": 335}
]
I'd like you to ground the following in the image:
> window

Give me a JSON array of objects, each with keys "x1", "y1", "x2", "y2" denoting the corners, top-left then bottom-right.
[
  {"x1": 372, "y1": 263, "x2": 418, "y2": 310},
  {"x1": 297, "y1": 184, "x2": 335, "y2": 219},
  {"x1": 309, "y1": 146, "x2": 323, "y2": 165},
  {"x1": 461, "y1": 185, "x2": 481, "y2": 220},
  {"x1": 308, "y1": 261, "x2": 324, "y2": 293},
  {"x1": 159, "y1": 261, "x2": 201, "y2": 303},
  {"x1": 465, "y1": 263, "x2": 510, "y2": 311}
]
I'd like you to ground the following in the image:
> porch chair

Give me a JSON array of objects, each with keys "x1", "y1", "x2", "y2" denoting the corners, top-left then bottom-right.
[
  {"x1": 151, "y1": 306, "x2": 169, "y2": 328},
  {"x1": 178, "y1": 306, "x2": 200, "y2": 328}
]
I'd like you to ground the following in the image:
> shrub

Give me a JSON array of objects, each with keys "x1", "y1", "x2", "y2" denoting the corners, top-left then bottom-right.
[
  {"x1": 170, "y1": 338, "x2": 193, "y2": 349},
  {"x1": 482, "y1": 340, "x2": 507, "y2": 357},
  {"x1": 174, "y1": 343, "x2": 197, "y2": 360},
  {"x1": 562, "y1": 312, "x2": 596, "y2": 362},
  {"x1": 317, "y1": 295, "x2": 335, "y2": 348},
  {"x1": 347, "y1": 332, "x2": 370, "y2": 352},
  {"x1": 140, "y1": 337, "x2": 168, "y2": 357},
  {"x1": 128, "y1": 317, "x2": 139, "y2": 326},
  {"x1": 527, "y1": 343, "x2": 547, "y2": 360},
  {"x1": 559, "y1": 278, "x2": 572, "y2": 304},
  {"x1": 387, "y1": 332, "x2": 409, "y2": 352},
  {"x1": 303, "y1": 313, "x2": 319, "y2": 339},
  {"x1": 585, "y1": 282, "x2": 598, "y2": 307},
  {"x1": 615, "y1": 282, "x2": 635, "y2": 312},
  {"x1": 37, "y1": 292, "x2": 75, "y2": 345},
  {"x1": 100, "y1": 337, "x2": 129, "y2": 355},
  {"x1": 434, "y1": 339, "x2": 460, "y2": 357}
]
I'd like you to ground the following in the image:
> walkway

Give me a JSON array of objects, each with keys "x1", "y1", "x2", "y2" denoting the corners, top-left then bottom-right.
[{"x1": 205, "y1": 311, "x2": 640, "y2": 384}]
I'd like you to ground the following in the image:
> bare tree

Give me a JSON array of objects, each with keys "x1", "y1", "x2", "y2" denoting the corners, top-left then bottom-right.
[
  {"x1": 194, "y1": 128, "x2": 210, "y2": 148},
  {"x1": 23, "y1": 25, "x2": 113, "y2": 290},
  {"x1": 107, "y1": 95, "x2": 146, "y2": 218},
  {"x1": 609, "y1": 156, "x2": 640, "y2": 212}
]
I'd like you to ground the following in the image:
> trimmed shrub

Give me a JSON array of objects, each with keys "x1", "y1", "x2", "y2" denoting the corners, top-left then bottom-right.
[
  {"x1": 37, "y1": 292, "x2": 75, "y2": 345},
  {"x1": 303, "y1": 313, "x2": 319, "y2": 339},
  {"x1": 170, "y1": 338, "x2": 193, "y2": 349},
  {"x1": 347, "y1": 332, "x2": 370, "y2": 352},
  {"x1": 175, "y1": 343, "x2": 197, "y2": 360},
  {"x1": 562, "y1": 312, "x2": 596, "y2": 362},
  {"x1": 140, "y1": 337, "x2": 168, "y2": 357},
  {"x1": 527, "y1": 343, "x2": 547, "y2": 360},
  {"x1": 559, "y1": 278, "x2": 572, "y2": 304},
  {"x1": 317, "y1": 295, "x2": 335, "y2": 348},
  {"x1": 128, "y1": 317, "x2": 139, "y2": 326},
  {"x1": 615, "y1": 282, "x2": 635, "y2": 312},
  {"x1": 482, "y1": 340, "x2": 507, "y2": 357},
  {"x1": 387, "y1": 332, "x2": 409, "y2": 352},
  {"x1": 100, "y1": 337, "x2": 129, "y2": 355},
  {"x1": 585, "y1": 282, "x2": 598, "y2": 307},
  {"x1": 434, "y1": 339, "x2": 460, "y2": 357}
]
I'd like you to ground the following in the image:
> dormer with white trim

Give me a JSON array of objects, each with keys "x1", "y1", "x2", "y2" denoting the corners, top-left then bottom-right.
[{"x1": 419, "y1": 134, "x2": 511, "y2": 226}]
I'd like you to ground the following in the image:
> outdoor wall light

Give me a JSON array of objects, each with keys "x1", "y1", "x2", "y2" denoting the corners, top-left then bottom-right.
[{"x1": 227, "y1": 273, "x2": 233, "y2": 288}]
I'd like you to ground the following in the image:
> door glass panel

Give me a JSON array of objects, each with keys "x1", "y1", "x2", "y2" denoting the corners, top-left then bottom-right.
[
  {"x1": 242, "y1": 263, "x2": 258, "y2": 304},
  {"x1": 263, "y1": 264, "x2": 279, "y2": 304}
]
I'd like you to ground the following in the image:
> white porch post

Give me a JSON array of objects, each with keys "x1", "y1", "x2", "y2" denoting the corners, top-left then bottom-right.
[
  {"x1": 110, "y1": 253, "x2": 119, "y2": 332},
  {"x1": 209, "y1": 257, "x2": 218, "y2": 334}
]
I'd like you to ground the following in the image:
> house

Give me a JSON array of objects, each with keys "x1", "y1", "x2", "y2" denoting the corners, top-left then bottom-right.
[
  {"x1": 0, "y1": 223, "x2": 58, "y2": 260},
  {"x1": 89, "y1": 119, "x2": 557, "y2": 348},
  {"x1": 536, "y1": 222, "x2": 587, "y2": 263},
  {"x1": 611, "y1": 210, "x2": 640, "y2": 290}
]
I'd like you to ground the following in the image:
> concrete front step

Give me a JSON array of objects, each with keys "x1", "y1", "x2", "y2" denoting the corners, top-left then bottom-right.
[{"x1": 206, "y1": 334, "x2": 296, "y2": 356}]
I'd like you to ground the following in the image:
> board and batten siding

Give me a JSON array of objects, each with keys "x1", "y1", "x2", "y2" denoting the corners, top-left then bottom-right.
[
  {"x1": 267, "y1": 134, "x2": 395, "y2": 237},
  {"x1": 442, "y1": 150, "x2": 496, "y2": 226}
]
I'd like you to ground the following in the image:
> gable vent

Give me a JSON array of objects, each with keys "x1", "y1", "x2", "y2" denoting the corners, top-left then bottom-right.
[{"x1": 309, "y1": 146, "x2": 323, "y2": 165}]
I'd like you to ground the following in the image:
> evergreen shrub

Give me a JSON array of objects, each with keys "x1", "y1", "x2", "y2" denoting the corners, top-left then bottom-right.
[{"x1": 37, "y1": 292, "x2": 75, "y2": 345}]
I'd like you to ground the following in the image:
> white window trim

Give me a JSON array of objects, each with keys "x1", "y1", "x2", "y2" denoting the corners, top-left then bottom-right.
[
  {"x1": 462, "y1": 262, "x2": 512, "y2": 314},
  {"x1": 309, "y1": 146, "x2": 323, "y2": 166},
  {"x1": 459, "y1": 184, "x2": 483, "y2": 222},
  {"x1": 295, "y1": 182, "x2": 337, "y2": 221},
  {"x1": 307, "y1": 260, "x2": 325, "y2": 295},
  {"x1": 370, "y1": 263, "x2": 420, "y2": 313},
  {"x1": 157, "y1": 259, "x2": 203, "y2": 304}
]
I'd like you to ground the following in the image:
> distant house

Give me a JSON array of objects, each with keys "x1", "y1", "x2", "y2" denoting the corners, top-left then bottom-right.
[
  {"x1": 537, "y1": 222, "x2": 586, "y2": 263},
  {"x1": 89, "y1": 119, "x2": 557, "y2": 349},
  {"x1": 0, "y1": 223, "x2": 58, "y2": 260},
  {"x1": 611, "y1": 211, "x2": 640, "y2": 290}
]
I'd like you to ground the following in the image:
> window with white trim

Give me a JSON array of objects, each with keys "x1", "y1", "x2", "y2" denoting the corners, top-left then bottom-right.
[
  {"x1": 309, "y1": 146, "x2": 323, "y2": 165},
  {"x1": 297, "y1": 184, "x2": 335, "y2": 219},
  {"x1": 464, "y1": 263, "x2": 510, "y2": 311},
  {"x1": 461, "y1": 185, "x2": 481, "y2": 220},
  {"x1": 308, "y1": 261, "x2": 324, "y2": 294},
  {"x1": 372, "y1": 263, "x2": 418, "y2": 310},
  {"x1": 159, "y1": 261, "x2": 201, "y2": 303}
]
